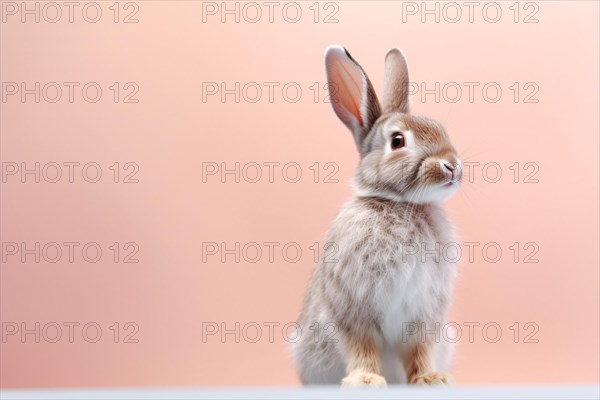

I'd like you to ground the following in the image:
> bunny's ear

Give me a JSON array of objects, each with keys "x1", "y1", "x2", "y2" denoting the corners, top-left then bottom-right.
[
  {"x1": 382, "y1": 48, "x2": 410, "y2": 114},
  {"x1": 325, "y1": 46, "x2": 381, "y2": 151}
]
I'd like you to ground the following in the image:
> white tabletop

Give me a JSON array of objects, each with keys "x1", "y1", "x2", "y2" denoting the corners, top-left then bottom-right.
[{"x1": 2, "y1": 385, "x2": 599, "y2": 400}]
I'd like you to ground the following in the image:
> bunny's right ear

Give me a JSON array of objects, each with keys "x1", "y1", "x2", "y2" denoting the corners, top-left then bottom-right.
[{"x1": 325, "y1": 46, "x2": 381, "y2": 152}]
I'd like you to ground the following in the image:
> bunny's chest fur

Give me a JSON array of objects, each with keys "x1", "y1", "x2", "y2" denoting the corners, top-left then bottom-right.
[
  {"x1": 374, "y1": 202, "x2": 455, "y2": 343},
  {"x1": 329, "y1": 197, "x2": 456, "y2": 343},
  {"x1": 375, "y1": 252, "x2": 453, "y2": 343}
]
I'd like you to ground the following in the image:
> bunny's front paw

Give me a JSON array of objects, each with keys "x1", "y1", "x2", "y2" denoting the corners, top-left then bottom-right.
[
  {"x1": 341, "y1": 372, "x2": 387, "y2": 388},
  {"x1": 410, "y1": 371, "x2": 451, "y2": 385}
]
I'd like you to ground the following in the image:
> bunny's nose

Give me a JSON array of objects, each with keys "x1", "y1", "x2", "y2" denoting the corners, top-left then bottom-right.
[
  {"x1": 442, "y1": 161, "x2": 455, "y2": 172},
  {"x1": 441, "y1": 160, "x2": 456, "y2": 180}
]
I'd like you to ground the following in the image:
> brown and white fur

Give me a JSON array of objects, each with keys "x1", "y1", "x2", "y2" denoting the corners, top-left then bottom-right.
[{"x1": 292, "y1": 46, "x2": 462, "y2": 387}]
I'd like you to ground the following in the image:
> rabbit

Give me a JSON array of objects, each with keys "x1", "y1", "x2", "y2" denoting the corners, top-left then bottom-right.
[{"x1": 291, "y1": 46, "x2": 462, "y2": 387}]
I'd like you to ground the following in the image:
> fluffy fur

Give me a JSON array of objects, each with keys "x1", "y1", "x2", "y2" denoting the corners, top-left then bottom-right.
[{"x1": 292, "y1": 46, "x2": 462, "y2": 387}]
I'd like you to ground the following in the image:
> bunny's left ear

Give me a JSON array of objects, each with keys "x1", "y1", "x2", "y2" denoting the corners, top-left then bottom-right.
[
  {"x1": 382, "y1": 48, "x2": 410, "y2": 114},
  {"x1": 324, "y1": 46, "x2": 381, "y2": 152}
]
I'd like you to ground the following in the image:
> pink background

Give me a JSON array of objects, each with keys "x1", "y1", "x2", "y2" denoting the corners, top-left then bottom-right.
[{"x1": 1, "y1": 1, "x2": 599, "y2": 388}]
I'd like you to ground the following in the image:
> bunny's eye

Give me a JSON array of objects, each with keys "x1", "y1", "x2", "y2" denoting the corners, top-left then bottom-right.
[{"x1": 391, "y1": 132, "x2": 405, "y2": 150}]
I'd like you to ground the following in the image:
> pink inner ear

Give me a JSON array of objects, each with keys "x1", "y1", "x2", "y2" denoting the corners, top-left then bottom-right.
[{"x1": 327, "y1": 52, "x2": 364, "y2": 126}]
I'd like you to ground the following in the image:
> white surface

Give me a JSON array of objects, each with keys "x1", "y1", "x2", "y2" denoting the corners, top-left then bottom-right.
[{"x1": 1, "y1": 385, "x2": 599, "y2": 400}]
